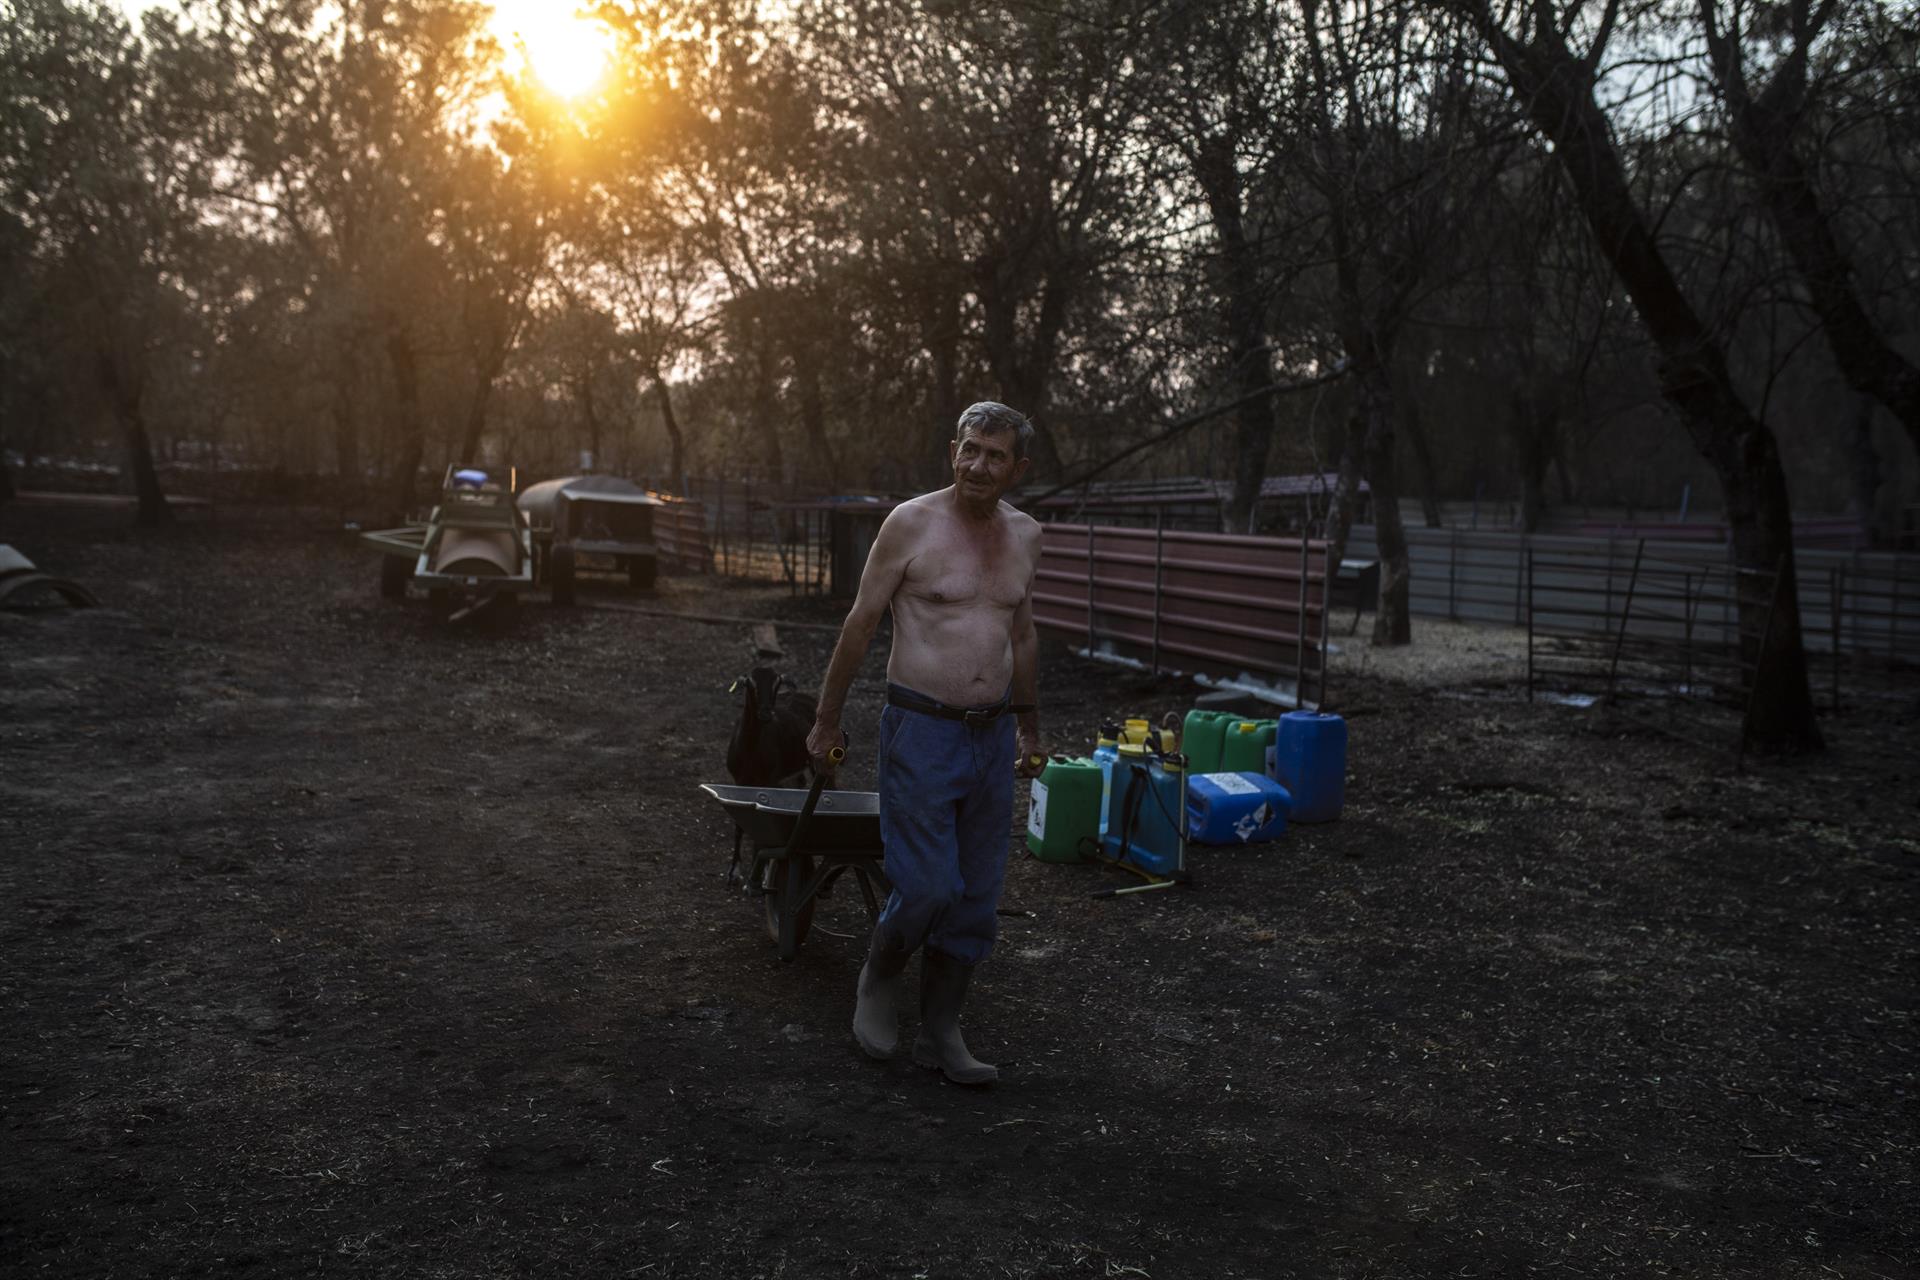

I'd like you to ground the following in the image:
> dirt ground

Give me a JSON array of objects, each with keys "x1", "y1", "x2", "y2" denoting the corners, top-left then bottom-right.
[{"x1": 2, "y1": 500, "x2": 1916, "y2": 1280}]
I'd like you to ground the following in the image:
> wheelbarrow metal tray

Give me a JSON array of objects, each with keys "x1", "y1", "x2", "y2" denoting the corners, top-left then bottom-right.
[{"x1": 700, "y1": 784, "x2": 882, "y2": 853}]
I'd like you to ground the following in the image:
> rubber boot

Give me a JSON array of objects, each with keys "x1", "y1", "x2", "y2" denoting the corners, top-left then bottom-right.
[
  {"x1": 912, "y1": 948, "x2": 998, "y2": 1085},
  {"x1": 851, "y1": 925, "x2": 912, "y2": 1060}
]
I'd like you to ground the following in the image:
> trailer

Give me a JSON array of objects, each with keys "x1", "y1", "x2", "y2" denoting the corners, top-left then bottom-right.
[
  {"x1": 361, "y1": 466, "x2": 535, "y2": 622},
  {"x1": 517, "y1": 475, "x2": 663, "y2": 606}
]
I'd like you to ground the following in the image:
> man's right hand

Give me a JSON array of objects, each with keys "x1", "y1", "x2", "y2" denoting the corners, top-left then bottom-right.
[{"x1": 806, "y1": 720, "x2": 845, "y2": 776}]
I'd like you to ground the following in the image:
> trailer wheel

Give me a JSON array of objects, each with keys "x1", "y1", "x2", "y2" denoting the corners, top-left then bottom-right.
[
  {"x1": 627, "y1": 556, "x2": 657, "y2": 591},
  {"x1": 427, "y1": 587, "x2": 452, "y2": 622},
  {"x1": 379, "y1": 554, "x2": 410, "y2": 599},
  {"x1": 762, "y1": 855, "x2": 816, "y2": 958},
  {"x1": 550, "y1": 544, "x2": 577, "y2": 607}
]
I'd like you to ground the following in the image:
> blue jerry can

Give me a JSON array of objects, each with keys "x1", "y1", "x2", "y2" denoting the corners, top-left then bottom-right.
[
  {"x1": 1273, "y1": 711, "x2": 1347, "y2": 823},
  {"x1": 1186, "y1": 772, "x2": 1291, "y2": 845}
]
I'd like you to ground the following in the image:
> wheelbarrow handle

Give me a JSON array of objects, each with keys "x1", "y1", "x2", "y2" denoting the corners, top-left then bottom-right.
[{"x1": 787, "y1": 731, "x2": 848, "y2": 856}]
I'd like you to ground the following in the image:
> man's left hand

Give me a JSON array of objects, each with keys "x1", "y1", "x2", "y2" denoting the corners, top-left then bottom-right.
[{"x1": 1015, "y1": 726, "x2": 1044, "y2": 779}]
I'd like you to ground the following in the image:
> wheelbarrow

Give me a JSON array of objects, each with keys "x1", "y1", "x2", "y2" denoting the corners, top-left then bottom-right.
[{"x1": 700, "y1": 759, "x2": 890, "y2": 960}]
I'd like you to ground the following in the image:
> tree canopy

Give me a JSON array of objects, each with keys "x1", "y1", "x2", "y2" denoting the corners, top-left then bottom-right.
[{"x1": 4, "y1": 0, "x2": 1917, "y2": 746}]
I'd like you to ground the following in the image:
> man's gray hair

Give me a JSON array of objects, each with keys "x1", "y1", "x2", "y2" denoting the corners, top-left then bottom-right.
[{"x1": 955, "y1": 401, "x2": 1035, "y2": 461}]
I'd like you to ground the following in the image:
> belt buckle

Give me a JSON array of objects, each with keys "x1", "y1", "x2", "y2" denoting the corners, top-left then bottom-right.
[{"x1": 963, "y1": 707, "x2": 996, "y2": 729}]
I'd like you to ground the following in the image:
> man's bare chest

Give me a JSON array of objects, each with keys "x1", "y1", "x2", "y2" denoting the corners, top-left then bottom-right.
[{"x1": 904, "y1": 537, "x2": 1029, "y2": 611}]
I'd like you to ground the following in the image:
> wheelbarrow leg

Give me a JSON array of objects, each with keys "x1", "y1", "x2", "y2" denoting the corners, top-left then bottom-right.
[
  {"x1": 853, "y1": 866, "x2": 882, "y2": 918},
  {"x1": 769, "y1": 754, "x2": 842, "y2": 960},
  {"x1": 776, "y1": 856, "x2": 804, "y2": 960},
  {"x1": 762, "y1": 853, "x2": 816, "y2": 958}
]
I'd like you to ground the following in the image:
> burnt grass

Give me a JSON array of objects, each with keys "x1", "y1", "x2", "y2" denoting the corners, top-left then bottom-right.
[{"x1": 2, "y1": 501, "x2": 1915, "y2": 1280}]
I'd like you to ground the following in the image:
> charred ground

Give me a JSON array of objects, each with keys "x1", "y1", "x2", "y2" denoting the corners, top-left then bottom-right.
[{"x1": 1, "y1": 502, "x2": 1915, "y2": 1279}]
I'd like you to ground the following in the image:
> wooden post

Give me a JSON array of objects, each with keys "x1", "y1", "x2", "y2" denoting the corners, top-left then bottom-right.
[
  {"x1": 1448, "y1": 526, "x2": 1458, "y2": 620},
  {"x1": 1086, "y1": 522, "x2": 1097, "y2": 656},
  {"x1": 1525, "y1": 544, "x2": 1535, "y2": 703},
  {"x1": 1685, "y1": 564, "x2": 1707, "y2": 696},
  {"x1": 1829, "y1": 565, "x2": 1843, "y2": 712},
  {"x1": 1319, "y1": 539, "x2": 1332, "y2": 707},
  {"x1": 1514, "y1": 532, "x2": 1527, "y2": 625},
  {"x1": 1604, "y1": 537, "x2": 1614, "y2": 625},
  {"x1": 1681, "y1": 570, "x2": 1693, "y2": 700},
  {"x1": 1895, "y1": 556, "x2": 1908, "y2": 681},
  {"x1": 1738, "y1": 558, "x2": 1789, "y2": 770},
  {"x1": 1294, "y1": 534, "x2": 1308, "y2": 704},
  {"x1": 1149, "y1": 510, "x2": 1164, "y2": 674},
  {"x1": 1605, "y1": 540, "x2": 1646, "y2": 706}
]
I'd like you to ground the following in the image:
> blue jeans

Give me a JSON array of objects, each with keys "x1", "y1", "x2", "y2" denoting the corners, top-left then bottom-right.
[{"x1": 875, "y1": 684, "x2": 1016, "y2": 965}]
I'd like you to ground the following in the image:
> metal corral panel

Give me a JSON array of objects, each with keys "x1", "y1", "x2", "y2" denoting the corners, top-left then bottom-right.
[
  {"x1": 1034, "y1": 522, "x2": 1331, "y2": 694},
  {"x1": 650, "y1": 495, "x2": 712, "y2": 572},
  {"x1": 1347, "y1": 524, "x2": 1920, "y2": 665}
]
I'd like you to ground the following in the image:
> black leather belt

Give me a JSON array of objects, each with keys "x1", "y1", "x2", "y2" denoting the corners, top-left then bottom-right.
[{"x1": 887, "y1": 686, "x2": 1035, "y2": 729}]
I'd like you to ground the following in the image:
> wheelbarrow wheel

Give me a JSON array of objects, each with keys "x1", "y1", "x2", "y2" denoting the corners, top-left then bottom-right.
[{"x1": 761, "y1": 854, "x2": 815, "y2": 958}]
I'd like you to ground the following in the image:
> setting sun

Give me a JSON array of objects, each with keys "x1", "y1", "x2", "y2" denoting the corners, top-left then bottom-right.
[{"x1": 491, "y1": 1, "x2": 614, "y2": 99}]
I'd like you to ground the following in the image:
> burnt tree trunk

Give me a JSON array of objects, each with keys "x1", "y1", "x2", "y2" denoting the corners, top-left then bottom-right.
[
  {"x1": 1401, "y1": 400, "x2": 1445, "y2": 528},
  {"x1": 577, "y1": 364, "x2": 602, "y2": 470},
  {"x1": 1303, "y1": 0, "x2": 1412, "y2": 645},
  {"x1": 100, "y1": 347, "x2": 170, "y2": 527},
  {"x1": 794, "y1": 351, "x2": 837, "y2": 485},
  {"x1": 385, "y1": 323, "x2": 424, "y2": 523},
  {"x1": 1846, "y1": 395, "x2": 1881, "y2": 545},
  {"x1": 923, "y1": 280, "x2": 964, "y2": 486},
  {"x1": 332, "y1": 372, "x2": 359, "y2": 486},
  {"x1": 1325, "y1": 249, "x2": 1412, "y2": 642},
  {"x1": 457, "y1": 358, "x2": 501, "y2": 467},
  {"x1": 120, "y1": 410, "x2": 170, "y2": 528},
  {"x1": 1355, "y1": 363, "x2": 1412, "y2": 646},
  {"x1": 652, "y1": 376, "x2": 685, "y2": 485},
  {"x1": 458, "y1": 302, "x2": 516, "y2": 466},
  {"x1": 1195, "y1": 133, "x2": 1278, "y2": 535},
  {"x1": 1511, "y1": 387, "x2": 1558, "y2": 534},
  {"x1": 749, "y1": 323, "x2": 786, "y2": 486},
  {"x1": 1321, "y1": 422, "x2": 1367, "y2": 580},
  {"x1": 976, "y1": 252, "x2": 1066, "y2": 482},
  {"x1": 331, "y1": 337, "x2": 360, "y2": 487},
  {"x1": 1458, "y1": 3, "x2": 1821, "y2": 751}
]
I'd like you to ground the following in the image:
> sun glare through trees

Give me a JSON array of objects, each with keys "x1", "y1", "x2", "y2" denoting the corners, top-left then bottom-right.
[
  {"x1": 490, "y1": 0, "x2": 613, "y2": 100},
  {"x1": 9, "y1": 0, "x2": 1920, "y2": 754}
]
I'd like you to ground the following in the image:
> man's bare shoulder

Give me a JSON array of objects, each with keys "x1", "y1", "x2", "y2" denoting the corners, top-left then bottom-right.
[
  {"x1": 879, "y1": 492, "x2": 946, "y2": 533},
  {"x1": 997, "y1": 501, "x2": 1044, "y2": 544}
]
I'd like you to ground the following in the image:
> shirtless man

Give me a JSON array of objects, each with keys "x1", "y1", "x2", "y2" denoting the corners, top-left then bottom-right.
[{"x1": 806, "y1": 402, "x2": 1046, "y2": 1085}]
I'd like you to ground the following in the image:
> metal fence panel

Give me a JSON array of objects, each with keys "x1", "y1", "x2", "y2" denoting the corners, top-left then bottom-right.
[
  {"x1": 1348, "y1": 525, "x2": 1920, "y2": 670},
  {"x1": 647, "y1": 494, "x2": 712, "y2": 573},
  {"x1": 1034, "y1": 522, "x2": 1331, "y2": 702}
]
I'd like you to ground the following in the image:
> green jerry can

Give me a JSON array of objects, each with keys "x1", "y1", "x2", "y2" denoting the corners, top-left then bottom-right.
[
  {"x1": 1181, "y1": 709, "x2": 1236, "y2": 774},
  {"x1": 1220, "y1": 718, "x2": 1278, "y2": 773},
  {"x1": 1026, "y1": 756, "x2": 1102, "y2": 863}
]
